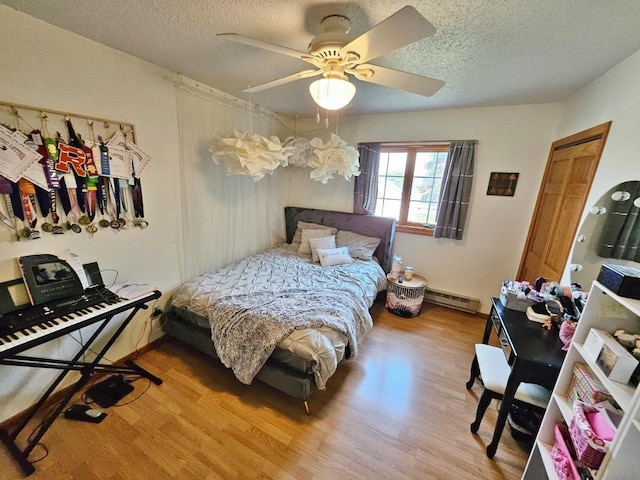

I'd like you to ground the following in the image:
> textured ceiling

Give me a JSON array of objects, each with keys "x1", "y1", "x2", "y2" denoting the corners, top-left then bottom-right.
[{"x1": 3, "y1": 0, "x2": 640, "y2": 118}]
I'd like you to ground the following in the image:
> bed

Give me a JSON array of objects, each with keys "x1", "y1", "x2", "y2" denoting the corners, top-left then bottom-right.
[{"x1": 162, "y1": 206, "x2": 396, "y2": 413}]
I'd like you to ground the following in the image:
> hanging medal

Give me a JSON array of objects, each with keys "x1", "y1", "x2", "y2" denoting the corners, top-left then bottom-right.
[
  {"x1": 0, "y1": 176, "x2": 16, "y2": 231},
  {"x1": 27, "y1": 129, "x2": 54, "y2": 233},
  {"x1": 118, "y1": 178, "x2": 135, "y2": 229},
  {"x1": 8, "y1": 179, "x2": 25, "y2": 239},
  {"x1": 38, "y1": 115, "x2": 64, "y2": 234},
  {"x1": 65, "y1": 119, "x2": 88, "y2": 224},
  {"x1": 78, "y1": 133, "x2": 99, "y2": 235},
  {"x1": 17, "y1": 178, "x2": 40, "y2": 239},
  {"x1": 56, "y1": 129, "x2": 86, "y2": 233},
  {"x1": 97, "y1": 177, "x2": 111, "y2": 228},
  {"x1": 131, "y1": 177, "x2": 148, "y2": 228},
  {"x1": 113, "y1": 177, "x2": 123, "y2": 229}
]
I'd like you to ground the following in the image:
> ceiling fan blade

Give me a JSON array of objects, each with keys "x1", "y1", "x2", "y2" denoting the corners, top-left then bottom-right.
[
  {"x1": 340, "y1": 6, "x2": 436, "y2": 64},
  {"x1": 354, "y1": 64, "x2": 445, "y2": 97},
  {"x1": 243, "y1": 69, "x2": 322, "y2": 93},
  {"x1": 218, "y1": 33, "x2": 312, "y2": 61}
]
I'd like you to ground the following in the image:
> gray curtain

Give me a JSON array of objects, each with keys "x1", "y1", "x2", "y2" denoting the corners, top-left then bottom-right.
[
  {"x1": 597, "y1": 181, "x2": 640, "y2": 261},
  {"x1": 354, "y1": 143, "x2": 381, "y2": 215},
  {"x1": 433, "y1": 140, "x2": 475, "y2": 240}
]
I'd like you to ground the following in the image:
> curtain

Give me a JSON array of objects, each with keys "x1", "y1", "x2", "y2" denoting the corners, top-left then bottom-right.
[
  {"x1": 597, "y1": 181, "x2": 640, "y2": 261},
  {"x1": 433, "y1": 140, "x2": 475, "y2": 240},
  {"x1": 175, "y1": 84, "x2": 286, "y2": 282},
  {"x1": 353, "y1": 143, "x2": 380, "y2": 214}
]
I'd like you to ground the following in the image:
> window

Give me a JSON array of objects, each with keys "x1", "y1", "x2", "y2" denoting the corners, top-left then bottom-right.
[{"x1": 375, "y1": 143, "x2": 449, "y2": 235}]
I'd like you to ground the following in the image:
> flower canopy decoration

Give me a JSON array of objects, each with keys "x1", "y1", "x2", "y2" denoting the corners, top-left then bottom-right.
[
  {"x1": 210, "y1": 131, "x2": 360, "y2": 183},
  {"x1": 282, "y1": 136, "x2": 313, "y2": 167},
  {"x1": 308, "y1": 134, "x2": 360, "y2": 184},
  {"x1": 209, "y1": 130, "x2": 290, "y2": 182}
]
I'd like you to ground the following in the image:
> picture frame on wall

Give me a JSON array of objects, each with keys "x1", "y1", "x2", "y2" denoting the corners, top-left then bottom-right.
[{"x1": 487, "y1": 172, "x2": 519, "y2": 196}]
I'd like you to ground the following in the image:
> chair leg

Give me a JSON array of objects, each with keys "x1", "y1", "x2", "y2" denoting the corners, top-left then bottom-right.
[
  {"x1": 304, "y1": 401, "x2": 310, "y2": 416},
  {"x1": 471, "y1": 390, "x2": 494, "y2": 433},
  {"x1": 466, "y1": 355, "x2": 480, "y2": 389}
]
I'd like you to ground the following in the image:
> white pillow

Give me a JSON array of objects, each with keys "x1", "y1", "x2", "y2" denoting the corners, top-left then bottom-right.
[
  {"x1": 298, "y1": 228, "x2": 333, "y2": 255},
  {"x1": 308, "y1": 235, "x2": 336, "y2": 263},
  {"x1": 336, "y1": 230, "x2": 381, "y2": 261},
  {"x1": 317, "y1": 246, "x2": 354, "y2": 267},
  {"x1": 291, "y1": 221, "x2": 338, "y2": 246}
]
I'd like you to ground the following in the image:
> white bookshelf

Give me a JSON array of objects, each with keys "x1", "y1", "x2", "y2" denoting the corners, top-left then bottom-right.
[{"x1": 522, "y1": 281, "x2": 640, "y2": 480}]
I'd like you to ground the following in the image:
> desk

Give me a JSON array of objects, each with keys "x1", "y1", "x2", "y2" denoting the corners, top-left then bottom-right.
[{"x1": 466, "y1": 298, "x2": 566, "y2": 458}]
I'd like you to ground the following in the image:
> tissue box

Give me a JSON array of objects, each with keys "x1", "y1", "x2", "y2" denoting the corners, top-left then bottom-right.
[
  {"x1": 566, "y1": 363, "x2": 615, "y2": 408},
  {"x1": 585, "y1": 329, "x2": 639, "y2": 384},
  {"x1": 597, "y1": 264, "x2": 640, "y2": 300}
]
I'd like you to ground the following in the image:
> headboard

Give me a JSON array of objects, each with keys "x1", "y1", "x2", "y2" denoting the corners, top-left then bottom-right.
[{"x1": 284, "y1": 206, "x2": 397, "y2": 273}]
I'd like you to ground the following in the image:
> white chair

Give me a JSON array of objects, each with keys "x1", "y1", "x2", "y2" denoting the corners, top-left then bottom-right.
[{"x1": 469, "y1": 344, "x2": 551, "y2": 434}]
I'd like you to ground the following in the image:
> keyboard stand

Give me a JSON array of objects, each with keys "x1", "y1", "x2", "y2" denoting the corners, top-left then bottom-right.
[{"x1": 0, "y1": 290, "x2": 162, "y2": 476}]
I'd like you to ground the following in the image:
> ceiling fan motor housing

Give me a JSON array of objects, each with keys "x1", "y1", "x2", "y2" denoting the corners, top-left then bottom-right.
[{"x1": 308, "y1": 15, "x2": 354, "y2": 62}]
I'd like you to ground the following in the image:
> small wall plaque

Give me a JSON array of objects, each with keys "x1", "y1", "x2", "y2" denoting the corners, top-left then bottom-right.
[{"x1": 487, "y1": 172, "x2": 519, "y2": 196}]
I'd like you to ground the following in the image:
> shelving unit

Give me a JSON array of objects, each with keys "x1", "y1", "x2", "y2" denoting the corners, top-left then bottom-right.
[{"x1": 522, "y1": 281, "x2": 640, "y2": 480}]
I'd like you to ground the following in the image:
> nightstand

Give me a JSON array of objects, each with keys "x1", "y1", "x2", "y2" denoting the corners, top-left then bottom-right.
[{"x1": 385, "y1": 273, "x2": 427, "y2": 317}]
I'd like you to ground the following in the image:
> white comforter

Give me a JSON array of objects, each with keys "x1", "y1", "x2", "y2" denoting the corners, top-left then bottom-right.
[{"x1": 170, "y1": 244, "x2": 387, "y2": 388}]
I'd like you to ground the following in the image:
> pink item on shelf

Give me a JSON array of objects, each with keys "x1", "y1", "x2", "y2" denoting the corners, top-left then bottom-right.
[
  {"x1": 559, "y1": 319, "x2": 577, "y2": 351},
  {"x1": 551, "y1": 424, "x2": 581, "y2": 480},
  {"x1": 569, "y1": 401, "x2": 608, "y2": 469},
  {"x1": 587, "y1": 412, "x2": 615, "y2": 441}
]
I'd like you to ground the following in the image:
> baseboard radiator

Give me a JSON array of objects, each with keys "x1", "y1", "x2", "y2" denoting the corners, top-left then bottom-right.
[{"x1": 423, "y1": 287, "x2": 480, "y2": 314}]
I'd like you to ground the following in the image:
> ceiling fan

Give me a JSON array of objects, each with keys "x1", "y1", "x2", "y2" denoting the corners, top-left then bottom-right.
[{"x1": 218, "y1": 5, "x2": 445, "y2": 110}]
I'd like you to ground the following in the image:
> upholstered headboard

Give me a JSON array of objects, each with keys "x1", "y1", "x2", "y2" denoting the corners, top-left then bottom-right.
[{"x1": 284, "y1": 206, "x2": 397, "y2": 273}]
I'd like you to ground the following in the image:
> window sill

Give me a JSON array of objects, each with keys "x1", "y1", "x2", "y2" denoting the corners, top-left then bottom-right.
[{"x1": 395, "y1": 225, "x2": 434, "y2": 237}]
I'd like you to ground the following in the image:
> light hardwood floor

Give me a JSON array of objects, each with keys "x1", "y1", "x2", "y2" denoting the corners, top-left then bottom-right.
[{"x1": 1, "y1": 301, "x2": 530, "y2": 479}]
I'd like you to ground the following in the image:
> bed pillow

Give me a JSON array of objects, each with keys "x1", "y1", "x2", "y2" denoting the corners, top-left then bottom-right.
[
  {"x1": 336, "y1": 230, "x2": 381, "y2": 261},
  {"x1": 298, "y1": 228, "x2": 334, "y2": 255},
  {"x1": 308, "y1": 235, "x2": 336, "y2": 263},
  {"x1": 317, "y1": 247, "x2": 354, "y2": 267},
  {"x1": 291, "y1": 221, "x2": 338, "y2": 246}
]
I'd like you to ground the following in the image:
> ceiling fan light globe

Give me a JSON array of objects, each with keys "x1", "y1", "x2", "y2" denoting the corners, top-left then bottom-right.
[{"x1": 309, "y1": 78, "x2": 356, "y2": 110}]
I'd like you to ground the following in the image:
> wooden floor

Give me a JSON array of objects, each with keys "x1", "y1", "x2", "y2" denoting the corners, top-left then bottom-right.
[{"x1": 1, "y1": 302, "x2": 530, "y2": 479}]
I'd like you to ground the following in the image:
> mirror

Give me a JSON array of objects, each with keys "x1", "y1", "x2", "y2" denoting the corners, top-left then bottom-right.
[{"x1": 570, "y1": 180, "x2": 640, "y2": 288}]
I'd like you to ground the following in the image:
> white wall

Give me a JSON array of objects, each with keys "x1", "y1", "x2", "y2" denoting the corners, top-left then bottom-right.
[
  {"x1": 0, "y1": 6, "x2": 182, "y2": 423},
  {"x1": 288, "y1": 105, "x2": 564, "y2": 312}
]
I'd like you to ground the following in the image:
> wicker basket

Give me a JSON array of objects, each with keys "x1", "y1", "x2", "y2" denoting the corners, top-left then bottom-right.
[{"x1": 385, "y1": 274, "x2": 427, "y2": 318}]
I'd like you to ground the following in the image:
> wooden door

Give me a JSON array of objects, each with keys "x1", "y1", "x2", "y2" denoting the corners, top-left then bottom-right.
[{"x1": 517, "y1": 123, "x2": 611, "y2": 283}]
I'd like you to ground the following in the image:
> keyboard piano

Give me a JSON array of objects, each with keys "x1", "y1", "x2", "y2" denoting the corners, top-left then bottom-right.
[
  {"x1": 0, "y1": 288, "x2": 162, "y2": 476},
  {"x1": 0, "y1": 287, "x2": 137, "y2": 359}
]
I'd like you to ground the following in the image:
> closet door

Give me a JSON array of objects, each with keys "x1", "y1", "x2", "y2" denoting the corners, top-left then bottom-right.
[{"x1": 517, "y1": 122, "x2": 611, "y2": 283}]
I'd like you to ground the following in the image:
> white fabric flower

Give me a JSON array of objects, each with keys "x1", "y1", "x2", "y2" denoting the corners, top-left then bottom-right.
[
  {"x1": 210, "y1": 130, "x2": 289, "y2": 181},
  {"x1": 308, "y1": 134, "x2": 361, "y2": 184},
  {"x1": 282, "y1": 136, "x2": 313, "y2": 167}
]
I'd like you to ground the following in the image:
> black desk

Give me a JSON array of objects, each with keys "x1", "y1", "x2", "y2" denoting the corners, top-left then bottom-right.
[{"x1": 466, "y1": 298, "x2": 566, "y2": 458}]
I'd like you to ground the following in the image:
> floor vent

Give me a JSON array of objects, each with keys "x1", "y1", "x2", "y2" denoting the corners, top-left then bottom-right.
[{"x1": 423, "y1": 287, "x2": 480, "y2": 314}]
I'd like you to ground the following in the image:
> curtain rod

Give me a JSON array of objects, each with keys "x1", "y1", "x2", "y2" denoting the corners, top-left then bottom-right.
[{"x1": 377, "y1": 139, "x2": 478, "y2": 146}]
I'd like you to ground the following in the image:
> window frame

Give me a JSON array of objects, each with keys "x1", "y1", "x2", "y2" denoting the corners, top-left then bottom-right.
[{"x1": 377, "y1": 143, "x2": 449, "y2": 236}]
